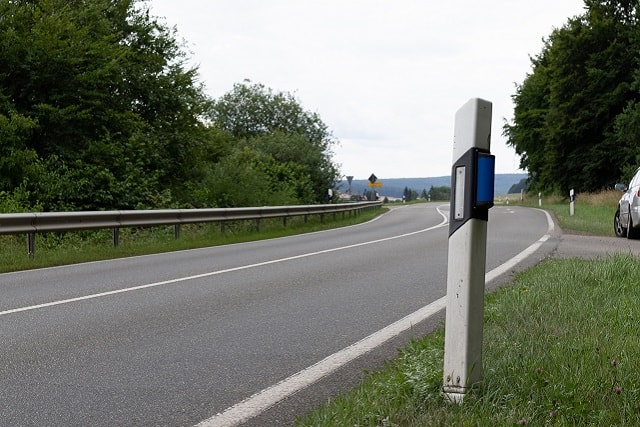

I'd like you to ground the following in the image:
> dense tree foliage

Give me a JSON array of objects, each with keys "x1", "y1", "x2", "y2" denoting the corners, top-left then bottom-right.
[
  {"x1": 0, "y1": 0, "x2": 216, "y2": 210},
  {"x1": 210, "y1": 81, "x2": 340, "y2": 205},
  {"x1": 0, "y1": 1, "x2": 340, "y2": 212},
  {"x1": 503, "y1": 0, "x2": 640, "y2": 193},
  {"x1": 427, "y1": 185, "x2": 451, "y2": 201},
  {"x1": 402, "y1": 186, "x2": 418, "y2": 202},
  {"x1": 508, "y1": 178, "x2": 529, "y2": 194}
]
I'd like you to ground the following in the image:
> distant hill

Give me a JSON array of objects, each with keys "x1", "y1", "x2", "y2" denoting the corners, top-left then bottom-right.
[{"x1": 338, "y1": 174, "x2": 527, "y2": 199}]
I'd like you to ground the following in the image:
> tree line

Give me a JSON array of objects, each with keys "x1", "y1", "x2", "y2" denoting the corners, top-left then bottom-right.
[
  {"x1": 504, "y1": 0, "x2": 640, "y2": 194},
  {"x1": 401, "y1": 186, "x2": 450, "y2": 202},
  {"x1": 0, "y1": 0, "x2": 339, "y2": 212}
]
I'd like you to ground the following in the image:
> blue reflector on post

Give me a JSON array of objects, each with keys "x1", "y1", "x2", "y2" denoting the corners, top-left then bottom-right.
[{"x1": 476, "y1": 153, "x2": 495, "y2": 207}]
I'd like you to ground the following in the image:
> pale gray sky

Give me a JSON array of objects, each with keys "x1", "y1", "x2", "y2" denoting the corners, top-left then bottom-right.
[{"x1": 147, "y1": 0, "x2": 586, "y2": 179}]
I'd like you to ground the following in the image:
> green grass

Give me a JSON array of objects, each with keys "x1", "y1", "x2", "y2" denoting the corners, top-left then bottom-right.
[
  {"x1": 548, "y1": 203, "x2": 615, "y2": 235},
  {"x1": 297, "y1": 191, "x2": 640, "y2": 426},
  {"x1": 297, "y1": 255, "x2": 640, "y2": 426},
  {"x1": 503, "y1": 190, "x2": 620, "y2": 236},
  {"x1": 0, "y1": 208, "x2": 385, "y2": 273}
]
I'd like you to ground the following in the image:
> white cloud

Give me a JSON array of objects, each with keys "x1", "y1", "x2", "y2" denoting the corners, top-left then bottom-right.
[{"x1": 148, "y1": 0, "x2": 585, "y2": 179}]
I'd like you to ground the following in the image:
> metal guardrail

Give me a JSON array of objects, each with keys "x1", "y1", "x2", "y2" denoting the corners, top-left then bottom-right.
[{"x1": 0, "y1": 201, "x2": 382, "y2": 257}]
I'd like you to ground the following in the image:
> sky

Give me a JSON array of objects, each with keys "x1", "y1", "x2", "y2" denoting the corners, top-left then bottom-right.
[{"x1": 147, "y1": 0, "x2": 586, "y2": 180}]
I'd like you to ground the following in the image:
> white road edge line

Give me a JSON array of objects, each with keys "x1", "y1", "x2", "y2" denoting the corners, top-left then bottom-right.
[
  {"x1": 0, "y1": 210, "x2": 448, "y2": 317},
  {"x1": 196, "y1": 208, "x2": 555, "y2": 427}
]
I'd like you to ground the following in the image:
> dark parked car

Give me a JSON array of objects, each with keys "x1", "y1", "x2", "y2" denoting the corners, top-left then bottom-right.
[{"x1": 614, "y1": 167, "x2": 640, "y2": 239}]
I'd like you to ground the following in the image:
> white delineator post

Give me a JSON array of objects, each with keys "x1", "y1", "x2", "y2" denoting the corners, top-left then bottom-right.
[
  {"x1": 443, "y1": 98, "x2": 493, "y2": 403},
  {"x1": 569, "y1": 189, "x2": 575, "y2": 216}
]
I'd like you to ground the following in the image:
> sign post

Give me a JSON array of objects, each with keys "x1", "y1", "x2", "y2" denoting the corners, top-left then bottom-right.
[
  {"x1": 366, "y1": 173, "x2": 382, "y2": 200},
  {"x1": 443, "y1": 98, "x2": 494, "y2": 403}
]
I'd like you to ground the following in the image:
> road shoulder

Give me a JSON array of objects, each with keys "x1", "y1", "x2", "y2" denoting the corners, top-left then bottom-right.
[{"x1": 552, "y1": 231, "x2": 640, "y2": 259}]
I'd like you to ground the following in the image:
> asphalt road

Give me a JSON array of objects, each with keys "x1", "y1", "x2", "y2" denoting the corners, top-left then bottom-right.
[{"x1": 0, "y1": 204, "x2": 554, "y2": 426}]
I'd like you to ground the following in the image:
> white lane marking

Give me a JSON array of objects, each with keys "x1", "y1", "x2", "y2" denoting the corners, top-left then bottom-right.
[
  {"x1": 197, "y1": 208, "x2": 554, "y2": 427},
  {"x1": 0, "y1": 210, "x2": 449, "y2": 317},
  {"x1": 198, "y1": 299, "x2": 448, "y2": 427}
]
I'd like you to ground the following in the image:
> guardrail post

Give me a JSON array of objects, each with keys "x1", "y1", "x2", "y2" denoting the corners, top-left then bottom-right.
[
  {"x1": 27, "y1": 232, "x2": 35, "y2": 258},
  {"x1": 174, "y1": 224, "x2": 181, "y2": 240},
  {"x1": 255, "y1": 218, "x2": 261, "y2": 232},
  {"x1": 220, "y1": 221, "x2": 225, "y2": 233},
  {"x1": 283, "y1": 216, "x2": 287, "y2": 227},
  {"x1": 112, "y1": 227, "x2": 120, "y2": 247},
  {"x1": 443, "y1": 98, "x2": 494, "y2": 403}
]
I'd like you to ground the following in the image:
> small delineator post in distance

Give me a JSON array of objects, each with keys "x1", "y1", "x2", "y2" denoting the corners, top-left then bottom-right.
[
  {"x1": 569, "y1": 188, "x2": 575, "y2": 216},
  {"x1": 443, "y1": 98, "x2": 494, "y2": 403}
]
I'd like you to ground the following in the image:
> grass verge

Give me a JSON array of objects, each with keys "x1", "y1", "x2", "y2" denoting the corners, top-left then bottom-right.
[
  {"x1": 0, "y1": 207, "x2": 385, "y2": 273},
  {"x1": 296, "y1": 254, "x2": 640, "y2": 426},
  {"x1": 504, "y1": 190, "x2": 620, "y2": 236}
]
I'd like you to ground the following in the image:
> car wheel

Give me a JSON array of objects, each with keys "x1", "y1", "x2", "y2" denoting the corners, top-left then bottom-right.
[
  {"x1": 627, "y1": 209, "x2": 640, "y2": 239},
  {"x1": 614, "y1": 208, "x2": 627, "y2": 237}
]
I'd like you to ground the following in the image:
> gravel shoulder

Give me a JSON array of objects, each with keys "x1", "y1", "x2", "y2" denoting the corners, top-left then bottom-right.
[{"x1": 552, "y1": 231, "x2": 640, "y2": 259}]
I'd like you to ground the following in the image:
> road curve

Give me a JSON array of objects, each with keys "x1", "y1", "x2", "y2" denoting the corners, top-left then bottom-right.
[{"x1": 0, "y1": 204, "x2": 553, "y2": 426}]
